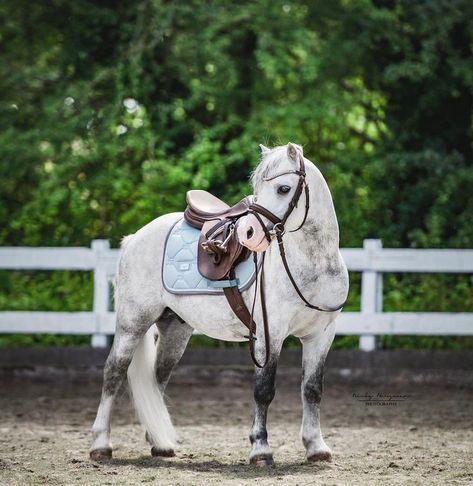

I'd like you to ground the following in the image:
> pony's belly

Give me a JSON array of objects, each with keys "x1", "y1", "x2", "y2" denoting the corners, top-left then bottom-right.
[
  {"x1": 165, "y1": 294, "x2": 250, "y2": 342},
  {"x1": 190, "y1": 321, "x2": 249, "y2": 342}
]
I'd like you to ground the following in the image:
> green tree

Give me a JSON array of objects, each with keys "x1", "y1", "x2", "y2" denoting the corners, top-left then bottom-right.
[{"x1": 1, "y1": 0, "x2": 472, "y2": 347}]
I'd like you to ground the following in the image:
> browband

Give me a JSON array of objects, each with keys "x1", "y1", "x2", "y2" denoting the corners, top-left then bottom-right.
[{"x1": 263, "y1": 169, "x2": 305, "y2": 181}]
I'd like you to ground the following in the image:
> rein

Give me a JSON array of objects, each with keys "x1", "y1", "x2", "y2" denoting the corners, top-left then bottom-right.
[{"x1": 244, "y1": 153, "x2": 345, "y2": 367}]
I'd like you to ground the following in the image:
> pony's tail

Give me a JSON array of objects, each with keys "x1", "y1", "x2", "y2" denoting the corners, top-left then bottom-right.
[{"x1": 127, "y1": 326, "x2": 178, "y2": 451}]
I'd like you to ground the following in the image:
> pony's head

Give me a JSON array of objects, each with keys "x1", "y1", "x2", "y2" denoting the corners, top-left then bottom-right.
[{"x1": 237, "y1": 143, "x2": 311, "y2": 252}]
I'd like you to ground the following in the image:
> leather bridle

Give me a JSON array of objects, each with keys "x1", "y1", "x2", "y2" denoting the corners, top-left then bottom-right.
[{"x1": 244, "y1": 153, "x2": 345, "y2": 368}]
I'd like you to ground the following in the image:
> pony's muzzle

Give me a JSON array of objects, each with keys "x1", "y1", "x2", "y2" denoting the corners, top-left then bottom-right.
[{"x1": 236, "y1": 214, "x2": 270, "y2": 252}]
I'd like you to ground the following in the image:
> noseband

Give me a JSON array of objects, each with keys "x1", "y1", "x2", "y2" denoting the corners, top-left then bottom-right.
[{"x1": 229, "y1": 154, "x2": 345, "y2": 369}]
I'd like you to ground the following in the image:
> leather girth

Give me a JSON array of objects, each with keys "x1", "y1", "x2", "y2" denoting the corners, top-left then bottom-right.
[{"x1": 223, "y1": 257, "x2": 270, "y2": 368}]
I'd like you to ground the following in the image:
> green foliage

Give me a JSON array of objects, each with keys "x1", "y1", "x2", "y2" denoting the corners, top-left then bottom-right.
[
  {"x1": 384, "y1": 274, "x2": 473, "y2": 313},
  {"x1": 0, "y1": 271, "x2": 92, "y2": 311},
  {"x1": 0, "y1": 333, "x2": 90, "y2": 347},
  {"x1": 0, "y1": 0, "x2": 472, "y2": 347},
  {"x1": 0, "y1": 271, "x2": 93, "y2": 347}
]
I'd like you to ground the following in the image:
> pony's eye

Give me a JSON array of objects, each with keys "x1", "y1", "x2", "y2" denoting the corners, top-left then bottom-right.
[{"x1": 277, "y1": 185, "x2": 291, "y2": 195}]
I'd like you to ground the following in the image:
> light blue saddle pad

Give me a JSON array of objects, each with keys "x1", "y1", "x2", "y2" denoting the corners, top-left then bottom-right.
[{"x1": 162, "y1": 218, "x2": 256, "y2": 295}]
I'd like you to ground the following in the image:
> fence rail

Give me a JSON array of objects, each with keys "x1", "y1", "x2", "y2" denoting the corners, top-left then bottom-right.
[{"x1": 1, "y1": 239, "x2": 472, "y2": 351}]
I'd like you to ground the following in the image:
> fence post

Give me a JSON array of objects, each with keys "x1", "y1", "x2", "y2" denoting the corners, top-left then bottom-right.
[
  {"x1": 91, "y1": 239, "x2": 110, "y2": 348},
  {"x1": 359, "y1": 239, "x2": 383, "y2": 351}
]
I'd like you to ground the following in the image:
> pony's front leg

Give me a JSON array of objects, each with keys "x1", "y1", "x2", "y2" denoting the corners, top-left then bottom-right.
[
  {"x1": 300, "y1": 321, "x2": 336, "y2": 462},
  {"x1": 249, "y1": 340, "x2": 283, "y2": 466}
]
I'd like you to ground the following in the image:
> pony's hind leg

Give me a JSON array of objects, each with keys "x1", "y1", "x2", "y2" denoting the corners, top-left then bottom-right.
[
  {"x1": 300, "y1": 321, "x2": 336, "y2": 462},
  {"x1": 155, "y1": 310, "x2": 193, "y2": 392},
  {"x1": 146, "y1": 311, "x2": 193, "y2": 457},
  {"x1": 90, "y1": 319, "x2": 149, "y2": 461}
]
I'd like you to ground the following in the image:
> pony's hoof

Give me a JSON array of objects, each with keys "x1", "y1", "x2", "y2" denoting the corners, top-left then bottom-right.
[
  {"x1": 307, "y1": 451, "x2": 332, "y2": 463},
  {"x1": 90, "y1": 448, "x2": 112, "y2": 461},
  {"x1": 250, "y1": 454, "x2": 274, "y2": 467},
  {"x1": 151, "y1": 447, "x2": 175, "y2": 457}
]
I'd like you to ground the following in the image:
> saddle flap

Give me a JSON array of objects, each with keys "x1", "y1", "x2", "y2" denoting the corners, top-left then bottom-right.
[{"x1": 197, "y1": 220, "x2": 248, "y2": 280}]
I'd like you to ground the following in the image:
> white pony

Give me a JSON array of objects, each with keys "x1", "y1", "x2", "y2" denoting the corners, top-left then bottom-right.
[{"x1": 90, "y1": 143, "x2": 348, "y2": 465}]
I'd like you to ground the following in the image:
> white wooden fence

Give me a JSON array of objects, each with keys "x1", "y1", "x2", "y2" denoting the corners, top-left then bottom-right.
[{"x1": 0, "y1": 239, "x2": 472, "y2": 351}]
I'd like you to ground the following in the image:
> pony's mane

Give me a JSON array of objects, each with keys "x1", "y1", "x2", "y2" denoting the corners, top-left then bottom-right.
[{"x1": 250, "y1": 145, "x2": 297, "y2": 192}]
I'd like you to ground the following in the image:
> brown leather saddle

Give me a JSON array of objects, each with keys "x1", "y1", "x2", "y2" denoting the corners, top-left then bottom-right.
[
  {"x1": 183, "y1": 190, "x2": 268, "y2": 366},
  {"x1": 184, "y1": 190, "x2": 252, "y2": 280}
]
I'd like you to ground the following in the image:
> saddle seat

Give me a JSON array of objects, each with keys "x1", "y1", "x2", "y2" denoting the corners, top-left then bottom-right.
[
  {"x1": 185, "y1": 190, "x2": 252, "y2": 230},
  {"x1": 186, "y1": 190, "x2": 230, "y2": 216}
]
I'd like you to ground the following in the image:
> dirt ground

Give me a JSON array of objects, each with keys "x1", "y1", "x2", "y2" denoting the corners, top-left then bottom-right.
[{"x1": 1, "y1": 369, "x2": 472, "y2": 486}]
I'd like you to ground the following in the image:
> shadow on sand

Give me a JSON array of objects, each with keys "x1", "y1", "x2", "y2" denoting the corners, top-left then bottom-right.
[{"x1": 103, "y1": 455, "x2": 332, "y2": 480}]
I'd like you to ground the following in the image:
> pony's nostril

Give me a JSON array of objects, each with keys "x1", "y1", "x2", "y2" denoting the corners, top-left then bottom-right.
[{"x1": 246, "y1": 227, "x2": 254, "y2": 239}]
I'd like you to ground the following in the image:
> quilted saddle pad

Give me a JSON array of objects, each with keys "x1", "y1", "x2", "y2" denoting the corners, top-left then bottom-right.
[{"x1": 162, "y1": 218, "x2": 257, "y2": 295}]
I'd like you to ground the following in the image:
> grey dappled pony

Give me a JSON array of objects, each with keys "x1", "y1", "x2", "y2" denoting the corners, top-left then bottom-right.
[{"x1": 90, "y1": 143, "x2": 349, "y2": 465}]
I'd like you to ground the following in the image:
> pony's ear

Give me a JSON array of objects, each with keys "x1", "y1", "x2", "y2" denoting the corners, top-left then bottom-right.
[
  {"x1": 287, "y1": 142, "x2": 303, "y2": 162},
  {"x1": 259, "y1": 144, "x2": 271, "y2": 156}
]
